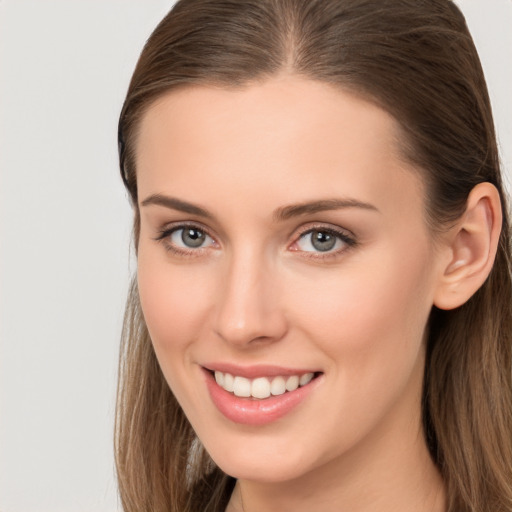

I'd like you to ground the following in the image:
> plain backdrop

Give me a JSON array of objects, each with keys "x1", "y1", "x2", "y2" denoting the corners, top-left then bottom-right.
[{"x1": 0, "y1": 1, "x2": 510, "y2": 511}]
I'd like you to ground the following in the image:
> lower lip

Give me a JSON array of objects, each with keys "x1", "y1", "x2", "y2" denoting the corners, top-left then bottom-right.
[{"x1": 203, "y1": 370, "x2": 321, "y2": 426}]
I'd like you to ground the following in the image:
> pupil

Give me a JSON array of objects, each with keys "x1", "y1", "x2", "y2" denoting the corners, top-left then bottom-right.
[
  {"x1": 182, "y1": 228, "x2": 206, "y2": 248},
  {"x1": 312, "y1": 231, "x2": 336, "y2": 252}
]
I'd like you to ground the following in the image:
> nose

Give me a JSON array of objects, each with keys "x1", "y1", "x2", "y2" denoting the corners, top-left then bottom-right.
[{"x1": 213, "y1": 249, "x2": 288, "y2": 348}]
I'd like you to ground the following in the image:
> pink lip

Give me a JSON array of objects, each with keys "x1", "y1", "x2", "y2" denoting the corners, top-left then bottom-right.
[
  {"x1": 203, "y1": 362, "x2": 319, "y2": 379},
  {"x1": 202, "y1": 367, "x2": 322, "y2": 426}
]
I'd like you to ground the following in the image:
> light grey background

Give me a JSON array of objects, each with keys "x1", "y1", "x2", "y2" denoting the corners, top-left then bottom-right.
[{"x1": 0, "y1": 1, "x2": 510, "y2": 511}]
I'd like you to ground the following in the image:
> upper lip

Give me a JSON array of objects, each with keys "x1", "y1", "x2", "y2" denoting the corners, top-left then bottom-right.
[{"x1": 202, "y1": 362, "x2": 321, "y2": 379}]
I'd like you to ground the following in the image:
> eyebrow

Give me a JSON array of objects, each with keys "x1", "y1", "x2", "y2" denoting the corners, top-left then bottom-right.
[
  {"x1": 141, "y1": 194, "x2": 379, "y2": 221},
  {"x1": 141, "y1": 194, "x2": 213, "y2": 219},
  {"x1": 273, "y1": 198, "x2": 379, "y2": 221}
]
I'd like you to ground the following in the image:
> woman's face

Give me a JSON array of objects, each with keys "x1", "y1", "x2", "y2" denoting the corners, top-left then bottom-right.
[{"x1": 135, "y1": 77, "x2": 445, "y2": 483}]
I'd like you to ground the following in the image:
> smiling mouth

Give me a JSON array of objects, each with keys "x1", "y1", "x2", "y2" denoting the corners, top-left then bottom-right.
[
  {"x1": 210, "y1": 370, "x2": 321, "y2": 400},
  {"x1": 203, "y1": 367, "x2": 323, "y2": 424}
]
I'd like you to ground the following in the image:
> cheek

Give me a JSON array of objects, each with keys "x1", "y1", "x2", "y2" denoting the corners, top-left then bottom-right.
[
  {"x1": 137, "y1": 248, "x2": 214, "y2": 365},
  {"x1": 136, "y1": 250, "x2": 222, "y2": 417},
  {"x1": 287, "y1": 239, "x2": 435, "y2": 376}
]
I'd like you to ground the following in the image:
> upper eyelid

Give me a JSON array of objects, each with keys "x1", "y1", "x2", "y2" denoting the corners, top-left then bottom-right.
[
  {"x1": 155, "y1": 221, "x2": 216, "y2": 239},
  {"x1": 292, "y1": 222, "x2": 355, "y2": 240}
]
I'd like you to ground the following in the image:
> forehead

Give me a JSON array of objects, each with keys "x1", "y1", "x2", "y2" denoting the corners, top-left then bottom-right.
[{"x1": 135, "y1": 76, "x2": 424, "y2": 220}]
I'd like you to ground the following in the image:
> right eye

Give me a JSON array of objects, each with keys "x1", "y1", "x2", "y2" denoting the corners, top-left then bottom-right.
[
  {"x1": 170, "y1": 227, "x2": 213, "y2": 248},
  {"x1": 155, "y1": 225, "x2": 216, "y2": 254}
]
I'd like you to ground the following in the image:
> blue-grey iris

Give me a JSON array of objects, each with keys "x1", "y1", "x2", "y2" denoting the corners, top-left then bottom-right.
[{"x1": 311, "y1": 230, "x2": 336, "y2": 251}]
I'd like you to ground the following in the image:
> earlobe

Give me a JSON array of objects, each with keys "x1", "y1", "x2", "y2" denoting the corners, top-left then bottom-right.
[{"x1": 433, "y1": 182, "x2": 502, "y2": 311}]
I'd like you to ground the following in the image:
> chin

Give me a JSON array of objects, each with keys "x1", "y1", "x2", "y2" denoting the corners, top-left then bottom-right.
[
  {"x1": 215, "y1": 456, "x2": 308, "y2": 483},
  {"x1": 202, "y1": 434, "x2": 320, "y2": 483}
]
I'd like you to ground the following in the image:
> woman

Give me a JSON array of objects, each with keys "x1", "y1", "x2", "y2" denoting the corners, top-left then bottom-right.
[{"x1": 115, "y1": 1, "x2": 512, "y2": 511}]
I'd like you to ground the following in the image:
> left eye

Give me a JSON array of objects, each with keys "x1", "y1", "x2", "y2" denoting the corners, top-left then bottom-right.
[
  {"x1": 296, "y1": 229, "x2": 347, "y2": 253},
  {"x1": 169, "y1": 227, "x2": 214, "y2": 249}
]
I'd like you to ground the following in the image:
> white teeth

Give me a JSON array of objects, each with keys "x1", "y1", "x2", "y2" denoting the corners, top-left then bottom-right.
[
  {"x1": 285, "y1": 375, "x2": 299, "y2": 392},
  {"x1": 223, "y1": 373, "x2": 235, "y2": 392},
  {"x1": 251, "y1": 377, "x2": 271, "y2": 399},
  {"x1": 270, "y1": 376, "x2": 286, "y2": 396},
  {"x1": 214, "y1": 371, "x2": 224, "y2": 386},
  {"x1": 233, "y1": 376, "x2": 251, "y2": 397},
  {"x1": 299, "y1": 372, "x2": 314, "y2": 386},
  {"x1": 213, "y1": 370, "x2": 316, "y2": 399}
]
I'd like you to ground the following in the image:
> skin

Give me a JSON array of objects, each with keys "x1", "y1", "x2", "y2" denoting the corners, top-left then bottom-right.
[{"x1": 133, "y1": 76, "x2": 499, "y2": 512}]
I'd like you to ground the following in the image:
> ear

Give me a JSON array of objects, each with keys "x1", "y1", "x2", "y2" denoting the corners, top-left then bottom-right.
[{"x1": 433, "y1": 182, "x2": 502, "y2": 310}]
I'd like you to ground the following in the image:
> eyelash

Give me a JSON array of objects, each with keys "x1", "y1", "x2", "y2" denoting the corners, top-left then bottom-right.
[{"x1": 154, "y1": 222, "x2": 357, "y2": 259}]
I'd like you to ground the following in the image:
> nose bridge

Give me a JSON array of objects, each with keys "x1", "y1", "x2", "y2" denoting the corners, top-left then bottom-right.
[{"x1": 214, "y1": 244, "x2": 286, "y2": 346}]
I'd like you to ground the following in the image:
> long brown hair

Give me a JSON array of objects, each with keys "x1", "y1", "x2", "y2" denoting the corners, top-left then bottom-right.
[{"x1": 116, "y1": 1, "x2": 512, "y2": 510}]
